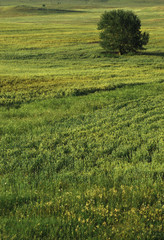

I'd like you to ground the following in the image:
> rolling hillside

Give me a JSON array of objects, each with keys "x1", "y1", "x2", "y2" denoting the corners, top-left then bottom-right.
[{"x1": 0, "y1": 1, "x2": 164, "y2": 239}]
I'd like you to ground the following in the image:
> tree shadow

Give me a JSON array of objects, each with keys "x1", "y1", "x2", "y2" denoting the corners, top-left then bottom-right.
[
  {"x1": 138, "y1": 51, "x2": 164, "y2": 57},
  {"x1": 101, "y1": 50, "x2": 164, "y2": 57}
]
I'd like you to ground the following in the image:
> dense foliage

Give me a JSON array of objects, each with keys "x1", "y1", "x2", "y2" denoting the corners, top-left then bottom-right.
[{"x1": 98, "y1": 10, "x2": 149, "y2": 54}]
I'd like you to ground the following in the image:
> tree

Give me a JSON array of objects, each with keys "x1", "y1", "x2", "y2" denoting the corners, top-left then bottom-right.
[{"x1": 97, "y1": 9, "x2": 149, "y2": 55}]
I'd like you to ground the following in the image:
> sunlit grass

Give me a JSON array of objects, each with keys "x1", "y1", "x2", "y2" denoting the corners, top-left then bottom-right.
[
  {"x1": 0, "y1": 1, "x2": 164, "y2": 239},
  {"x1": 0, "y1": 4, "x2": 163, "y2": 106}
]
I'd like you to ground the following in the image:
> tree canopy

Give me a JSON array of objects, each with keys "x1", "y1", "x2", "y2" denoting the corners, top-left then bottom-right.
[{"x1": 97, "y1": 9, "x2": 149, "y2": 55}]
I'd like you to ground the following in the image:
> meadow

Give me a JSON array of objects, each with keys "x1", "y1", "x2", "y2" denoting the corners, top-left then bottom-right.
[{"x1": 0, "y1": 0, "x2": 164, "y2": 239}]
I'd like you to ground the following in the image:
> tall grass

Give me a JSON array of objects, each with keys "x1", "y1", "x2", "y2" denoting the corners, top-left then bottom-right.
[{"x1": 0, "y1": 1, "x2": 164, "y2": 239}]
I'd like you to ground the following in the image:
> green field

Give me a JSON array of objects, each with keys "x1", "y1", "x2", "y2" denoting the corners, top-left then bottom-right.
[{"x1": 0, "y1": 0, "x2": 164, "y2": 239}]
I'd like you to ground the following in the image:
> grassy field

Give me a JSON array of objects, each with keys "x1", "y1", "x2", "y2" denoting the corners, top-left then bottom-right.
[{"x1": 0, "y1": 0, "x2": 164, "y2": 239}]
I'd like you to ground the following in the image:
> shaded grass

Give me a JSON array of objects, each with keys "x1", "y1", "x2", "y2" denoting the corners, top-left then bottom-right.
[{"x1": 0, "y1": 82, "x2": 164, "y2": 239}]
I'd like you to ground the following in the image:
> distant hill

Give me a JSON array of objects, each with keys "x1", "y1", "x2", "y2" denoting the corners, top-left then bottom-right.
[
  {"x1": 0, "y1": 5, "x2": 81, "y2": 17},
  {"x1": 1, "y1": 0, "x2": 164, "y2": 7}
]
